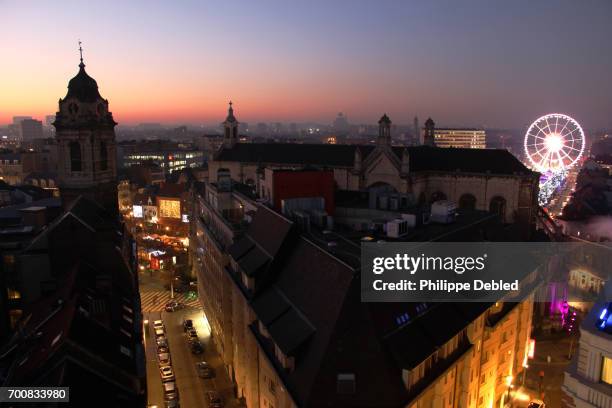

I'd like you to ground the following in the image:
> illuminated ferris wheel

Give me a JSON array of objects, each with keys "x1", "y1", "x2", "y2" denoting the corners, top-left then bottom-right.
[{"x1": 524, "y1": 113, "x2": 585, "y2": 173}]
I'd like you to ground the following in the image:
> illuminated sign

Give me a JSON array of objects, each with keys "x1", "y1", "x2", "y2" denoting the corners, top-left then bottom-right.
[
  {"x1": 133, "y1": 205, "x2": 143, "y2": 218},
  {"x1": 528, "y1": 338, "x2": 536, "y2": 359},
  {"x1": 159, "y1": 199, "x2": 181, "y2": 219},
  {"x1": 144, "y1": 205, "x2": 157, "y2": 222},
  {"x1": 182, "y1": 214, "x2": 189, "y2": 223}
]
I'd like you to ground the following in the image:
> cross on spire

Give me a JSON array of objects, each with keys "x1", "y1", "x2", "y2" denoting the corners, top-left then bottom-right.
[{"x1": 78, "y1": 40, "x2": 84, "y2": 67}]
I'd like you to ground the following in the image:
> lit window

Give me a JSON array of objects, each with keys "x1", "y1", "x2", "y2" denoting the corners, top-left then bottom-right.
[
  {"x1": 602, "y1": 357, "x2": 612, "y2": 385},
  {"x1": 7, "y1": 288, "x2": 20, "y2": 300}
]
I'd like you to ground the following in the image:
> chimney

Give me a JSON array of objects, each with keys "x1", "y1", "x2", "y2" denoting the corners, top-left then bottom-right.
[{"x1": 19, "y1": 206, "x2": 47, "y2": 231}]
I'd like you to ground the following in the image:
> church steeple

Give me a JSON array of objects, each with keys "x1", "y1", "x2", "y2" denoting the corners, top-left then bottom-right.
[
  {"x1": 423, "y1": 117, "x2": 435, "y2": 146},
  {"x1": 54, "y1": 44, "x2": 118, "y2": 215},
  {"x1": 377, "y1": 113, "x2": 392, "y2": 146},
  {"x1": 222, "y1": 101, "x2": 239, "y2": 148}
]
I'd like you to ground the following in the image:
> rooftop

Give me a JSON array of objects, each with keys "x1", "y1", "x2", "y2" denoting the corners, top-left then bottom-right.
[{"x1": 216, "y1": 143, "x2": 532, "y2": 175}]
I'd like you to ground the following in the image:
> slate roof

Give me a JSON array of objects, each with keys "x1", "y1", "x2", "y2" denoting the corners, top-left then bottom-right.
[
  {"x1": 229, "y1": 202, "x2": 531, "y2": 407},
  {"x1": 228, "y1": 205, "x2": 295, "y2": 278},
  {"x1": 67, "y1": 195, "x2": 121, "y2": 232},
  {"x1": 216, "y1": 143, "x2": 532, "y2": 175},
  {"x1": 2, "y1": 261, "x2": 144, "y2": 404},
  {"x1": 157, "y1": 182, "x2": 186, "y2": 198}
]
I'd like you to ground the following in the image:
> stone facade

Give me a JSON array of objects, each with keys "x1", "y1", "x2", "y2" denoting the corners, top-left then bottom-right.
[
  {"x1": 210, "y1": 114, "x2": 538, "y2": 228},
  {"x1": 53, "y1": 58, "x2": 118, "y2": 214}
]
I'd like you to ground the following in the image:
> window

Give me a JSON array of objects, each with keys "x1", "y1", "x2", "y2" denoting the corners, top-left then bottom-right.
[
  {"x1": 489, "y1": 196, "x2": 506, "y2": 222},
  {"x1": 70, "y1": 141, "x2": 82, "y2": 171},
  {"x1": 100, "y1": 141, "x2": 108, "y2": 170},
  {"x1": 337, "y1": 373, "x2": 355, "y2": 394},
  {"x1": 7, "y1": 288, "x2": 20, "y2": 300},
  {"x1": 459, "y1": 193, "x2": 477, "y2": 210},
  {"x1": 9, "y1": 309, "x2": 22, "y2": 329},
  {"x1": 602, "y1": 356, "x2": 612, "y2": 385},
  {"x1": 268, "y1": 378, "x2": 276, "y2": 395}
]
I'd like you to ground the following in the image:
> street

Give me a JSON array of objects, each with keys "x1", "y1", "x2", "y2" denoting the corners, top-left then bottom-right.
[
  {"x1": 507, "y1": 332, "x2": 575, "y2": 407},
  {"x1": 140, "y1": 270, "x2": 240, "y2": 408}
]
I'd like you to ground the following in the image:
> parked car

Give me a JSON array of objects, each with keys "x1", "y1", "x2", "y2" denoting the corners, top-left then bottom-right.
[
  {"x1": 190, "y1": 340, "x2": 204, "y2": 355},
  {"x1": 182, "y1": 319, "x2": 193, "y2": 332},
  {"x1": 158, "y1": 352, "x2": 171, "y2": 367},
  {"x1": 155, "y1": 328, "x2": 165, "y2": 337},
  {"x1": 165, "y1": 300, "x2": 184, "y2": 312},
  {"x1": 160, "y1": 366, "x2": 175, "y2": 382},
  {"x1": 185, "y1": 328, "x2": 198, "y2": 341},
  {"x1": 206, "y1": 391, "x2": 223, "y2": 408},
  {"x1": 157, "y1": 337, "x2": 168, "y2": 348},
  {"x1": 528, "y1": 400, "x2": 546, "y2": 408},
  {"x1": 196, "y1": 361, "x2": 215, "y2": 379},
  {"x1": 157, "y1": 344, "x2": 169, "y2": 354},
  {"x1": 153, "y1": 320, "x2": 164, "y2": 330},
  {"x1": 165, "y1": 400, "x2": 180, "y2": 408},
  {"x1": 163, "y1": 381, "x2": 179, "y2": 401}
]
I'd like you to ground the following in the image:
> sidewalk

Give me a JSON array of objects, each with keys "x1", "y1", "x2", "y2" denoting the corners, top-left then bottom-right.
[{"x1": 201, "y1": 333, "x2": 245, "y2": 408}]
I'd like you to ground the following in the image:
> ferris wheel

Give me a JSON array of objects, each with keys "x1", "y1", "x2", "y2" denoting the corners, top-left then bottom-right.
[{"x1": 524, "y1": 113, "x2": 585, "y2": 173}]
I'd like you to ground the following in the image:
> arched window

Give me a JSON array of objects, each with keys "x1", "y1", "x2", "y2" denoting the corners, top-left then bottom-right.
[
  {"x1": 490, "y1": 196, "x2": 507, "y2": 221},
  {"x1": 100, "y1": 141, "x2": 108, "y2": 171},
  {"x1": 459, "y1": 193, "x2": 477, "y2": 210},
  {"x1": 70, "y1": 141, "x2": 82, "y2": 171},
  {"x1": 430, "y1": 191, "x2": 447, "y2": 203}
]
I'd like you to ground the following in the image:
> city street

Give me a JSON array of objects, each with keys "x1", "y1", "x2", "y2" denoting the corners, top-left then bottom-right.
[
  {"x1": 510, "y1": 333, "x2": 575, "y2": 407},
  {"x1": 140, "y1": 269, "x2": 240, "y2": 408}
]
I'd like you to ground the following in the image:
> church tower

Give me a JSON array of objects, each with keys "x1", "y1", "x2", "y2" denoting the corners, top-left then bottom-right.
[
  {"x1": 53, "y1": 44, "x2": 118, "y2": 214},
  {"x1": 377, "y1": 113, "x2": 392, "y2": 146},
  {"x1": 222, "y1": 101, "x2": 239, "y2": 148},
  {"x1": 423, "y1": 117, "x2": 435, "y2": 146}
]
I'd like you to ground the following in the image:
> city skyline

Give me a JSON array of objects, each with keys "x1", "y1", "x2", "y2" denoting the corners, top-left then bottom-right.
[{"x1": 2, "y1": 0, "x2": 612, "y2": 129}]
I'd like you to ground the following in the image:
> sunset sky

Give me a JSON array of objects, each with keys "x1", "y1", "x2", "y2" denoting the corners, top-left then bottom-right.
[{"x1": 1, "y1": 0, "x2": 611, "y2": 128}]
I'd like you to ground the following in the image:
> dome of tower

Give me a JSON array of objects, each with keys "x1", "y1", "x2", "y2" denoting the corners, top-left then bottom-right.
[
  {"x1": 64, "y1": 62, "x2": 102, "y2": 103},
  {"x1": 378, "y1": 113, "x2": 391, "y2": 124}
]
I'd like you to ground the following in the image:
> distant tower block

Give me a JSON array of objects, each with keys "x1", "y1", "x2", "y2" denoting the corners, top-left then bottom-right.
[
  {"x1": 423, "y1": 117, "x2": 435, "y2": 146},
  {"x1": 53, "y1": 42, "x2": 118, "y2": 214},
  {"x1": 413, "y1": 116, "x2": 419, "y2": 145}
]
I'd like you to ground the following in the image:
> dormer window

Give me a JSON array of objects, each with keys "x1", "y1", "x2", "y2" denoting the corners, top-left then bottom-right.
[
  {"x1": 337, "y1": 373, "x2": 356, "y2": 394},
  {"x1": 241, "y1": 272, "x2": 254, "y2": 290},
  {"x1": 274, "y1": 344, "x2": 295, "y2": 372}
]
